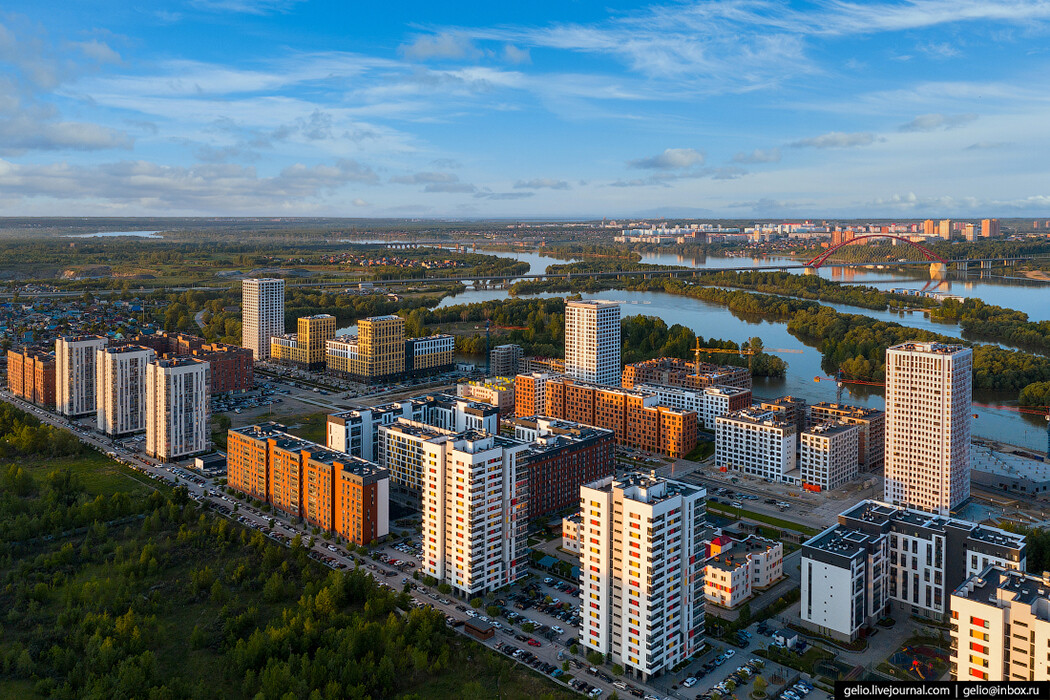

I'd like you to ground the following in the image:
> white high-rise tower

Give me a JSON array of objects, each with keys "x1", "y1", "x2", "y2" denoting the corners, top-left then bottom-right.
[
  {"x1": 565, "y1": 299, "x2": 621, "y2": 386},
  {"x1": 883, "y1": 342, "x2": 972, "y2": 515},
  {"x1": 242, "y1": 278, "x2": 285, "y2": 360}
]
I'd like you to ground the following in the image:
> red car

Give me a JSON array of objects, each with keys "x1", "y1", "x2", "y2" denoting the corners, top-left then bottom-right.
[{"x1": 527, "y1": 639, "x2": 541, "y2": 647}]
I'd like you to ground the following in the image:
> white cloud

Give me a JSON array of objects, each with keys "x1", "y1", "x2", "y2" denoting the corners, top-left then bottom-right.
[
  {"x1": 503, "y1": 44, "x2": 532, "y2": 64},
  {"x1": 390, "y1": 171, "x2": 460, "y2": 184},
  {"x1": 732, "y1": 147, "x2": 781, "y2": 164},
  {"x1": 514, "y1": 178, "x2": 570, "y2": 189},
  {"x1": 628, "y1": 147, "x2": 705, "y2": 169},
  {"x1": 789, "y1": 131, "x2": 878, "y2": 149},
  {"x1": 399, "y1": 33, "x2": 481, "y2": 61},
  {"x1": 352, "y1": 198, "x2": 369, "y2": 207},
  {"x1": 965, "y1": 140, "x2": 1011, "y2": 149},
  {"x1": 0, "y1": 113, "x2": 132, "y2": 155},
  {"x1": 898, "y1": 113, "x2": 978, "y2": 132},
  {"x1": 423, "y1": 182, "x2": 476, "y2": 193},
  {"x1": 475, "y1": 191, "x2": 534, "y2": 199},
  {"x1": 189, "y1": 0, "x2": 306, "y2": 15}
]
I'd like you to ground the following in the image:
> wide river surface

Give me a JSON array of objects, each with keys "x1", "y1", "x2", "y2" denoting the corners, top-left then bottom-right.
[{"x1": 434, "y1": 247, "x2": 1050, "y2": 452}]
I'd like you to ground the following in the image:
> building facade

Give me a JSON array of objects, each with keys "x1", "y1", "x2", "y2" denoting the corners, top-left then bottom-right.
[
  {"x1": 950, "y1": 567, "x2": 1050, "y2": 681},
  {"x1": 270, "y1": 314, "x2": 336, "y2": 371},
  {"x1": 96, "y1": 344, "x2": 156, "y2": 437},
  {"x1": 715, "y1": 408, "x2": 798, "y2": 483},
  {"x1": 800, "y1": 500, "x2": 1025, "y2": 641},
  {"x1": 800, "y1": 422, "x2": 861, "y2": 491},
  {"x1": 127, "y1": 332, "x2": 253, "y2": 393},
  {"x1": 543, "y1": 376, "x2": 698, "y2": 458},
  {"x1": 489, "y1": 343, "x2": 523, "y2": 376},
  {"x1": 507, "y1": 416, "x2": 615, "y2": 519},
  {"x1": 704, "y1": 535, "x2": 784, "y2": 609},
  {"x1": 513, "y1": 371, "x2": 563, "y2": 418},
  {"x1": 579, "y1": 473, "x2": 708, "y2": 680},
  {"x1": 6, "y1": 347, "x2": 56, "y2": 408},
  {"x1": 56, "y1": 335, "x2": 108, "y2": 417},
  {"x1": 405, "y1": 334, "x2": 454, "y2": 375},
  {"x1": 981, "y1": 218, "x2": 1000, "y2": 239},
  {"x1": 227, "y1": 423, "x2": 389, "y2": 545},
  {"x1": 457, "y1": 377, "x2": 515, "y2": 414},
  {"x1": 565, "y1": 299, "x2": 621, "y2": 386},
  {"x1": 419, "y1": 429, "x2": 529, "y2": 596},
  {"x1": 145, "y1": 357, "x2": 210, "y2": 460},
  {"x1": 884, "y1": 342, "x2": 972, "y2": 515},
  {"x1": 621, "y1": 357, "x2": 751, "y2": 392},
  {"x1": 809, "y1": 402, "x2": 885, "y2": 471},
  {"x1": 242, "y1": 278, "x2": 285, "y2": 361}
]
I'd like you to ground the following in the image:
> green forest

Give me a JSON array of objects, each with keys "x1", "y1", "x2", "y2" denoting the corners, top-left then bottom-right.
[
  {"x1": 931, "y1": 297, "x2": 1050, "y2": 354},
  {"x1": 0, "y1": 405, "x2": 572, "y2": 700}
]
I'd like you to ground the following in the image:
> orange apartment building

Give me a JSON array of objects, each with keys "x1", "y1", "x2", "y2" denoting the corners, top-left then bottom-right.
[
  {"x1": 535, "y1": 376, "x2": 697, "y2": 458},
  {"x1": 621, "y1": 357, "x2": 750, "y2": 391},
  {"x1": 227, "y1": 423, "x2": 389, "y2": 545},
  {"x1": 6, "y1": 347, "x2": 57, "y2": 408}
]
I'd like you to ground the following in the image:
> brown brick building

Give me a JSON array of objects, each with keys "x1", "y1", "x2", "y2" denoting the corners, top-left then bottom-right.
[
  {"x1": 507, "y1": 416, "x2": 615, "y2": 519},
  {"x1": 6, "y1": 347, "x2": 57, "y2": 408},
  {"x1": 227, "y1": 423, "x2": 389, "y2": 545},
  {"x1": 537, "y1": 376, "x2": 698, "y2": 458},
  {"x1": 127, "y1": 332, "x2": 253, "y2": 393},
  {"x1": 621, "y1": 357, "x2": 750, "y2": 391},
  {"x1": 809, "y1": 402, "x2": 885, "y2": 471}
]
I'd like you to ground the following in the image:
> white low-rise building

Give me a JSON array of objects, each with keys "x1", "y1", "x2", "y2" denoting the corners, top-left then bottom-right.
[
  {"x1": 562, "y1": 513, "x2": 581, "y2": 554},
  {"x1": 704, "y1": 535, "x2": 783, "y2": 609}
]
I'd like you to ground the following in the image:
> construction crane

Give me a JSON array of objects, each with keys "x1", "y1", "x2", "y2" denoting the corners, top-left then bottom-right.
[{"x1": 694, "y1": 338, "x2": 803, "y2": 372}]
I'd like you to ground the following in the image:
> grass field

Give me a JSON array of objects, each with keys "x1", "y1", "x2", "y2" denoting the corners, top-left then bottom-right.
[
  {"x1": 13, "y1": 451, "x2": 154, "y2": 497},
  {"x1": 284, "y1": 411, "x2": 329, "y2": 444}
]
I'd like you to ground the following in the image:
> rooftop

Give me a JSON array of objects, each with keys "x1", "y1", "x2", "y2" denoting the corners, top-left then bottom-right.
[
  {"x1": 888, "y1": 341, "x2": 968, "y2": 355},
  {"x1": 607, "y1": 471, "x2": 704, "y2": 505},
  {"x1": 804, "y1": 421, "x2": 859, "y2": 438},
  {"x1": 811, "y1": 402, "x2": 884, "y2": 418},
  {"x1": 805, "y1": 524, "x2": 876, "y2": 559},
  {"x1": 954, "y1": 566, "x2": 1050, "y2": 615}
]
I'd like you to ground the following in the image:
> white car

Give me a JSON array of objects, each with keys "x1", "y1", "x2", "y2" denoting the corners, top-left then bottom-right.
[
  {"x1": 681, "y1": 677, "x2": 698, "y2": 687},
  {"x1": 724, "y1": 649, "x2": 736, "y2": 658},
  {"x1": 466, "y1": 609, "x2": 478, "y2": 617},
  {"x1": 551, "y1": 625, "x2": 564, "y2": 634}
]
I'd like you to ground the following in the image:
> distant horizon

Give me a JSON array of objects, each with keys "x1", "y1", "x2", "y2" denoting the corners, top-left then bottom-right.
[{"x1": 1, "y1": 2, "x2": 1049, "y2": 217}]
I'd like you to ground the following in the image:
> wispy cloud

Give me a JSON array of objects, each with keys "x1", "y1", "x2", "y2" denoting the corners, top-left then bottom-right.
[
  {"x1": 789, "y1": 131, "x2": 878, "y2": 149},
  {"x1": 399, "y1": 33, "x2": 481, "y2": 61},
  {"x1": 965, "y1": 140, "x2": 1011, "y2": 149},
  {"x1": 514, "y1": 178, "x2": 570, "y2": 189},
  {"x1": 189, "y1": 0, "x2": 306, "y2": 15},
  {"x1": 628, "y1": 148, "x2": 705, "y2": 169},
  {"x1": 732, "y1": 147, "x2": 781, "y2": 164},
  {"x1": 898, "y1": 112, "x2": 977, "y2": 132},
  {"x1": 390, "y1": 171, "x2": 459, "y2": 185}
]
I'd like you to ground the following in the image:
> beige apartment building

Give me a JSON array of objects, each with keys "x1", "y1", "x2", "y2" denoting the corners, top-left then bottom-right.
[
  {"x1": 809, "y1": 402, "x2": 885, "y2": 470},
  {"x1": 96, "y1": 344, "x2": 156, "y2": 437},
  {"x1": 146, "y1": 357, "x2": 210, "y2": 460},
  {"x1": 56, "y1": 335, "x2": 108, "y2": 417},
  {"x1": 800, "y1": 421, "x2": 861, "y2": 491},
  {"x1": 883, "y1": 342, "x2": 972, "y2": 515},
  {"x1": 242, "y1": 278, "x2": 285, "y2": 360},
  {"x1": 270, "y1": 314, "x2": 336, "y2": 370}
]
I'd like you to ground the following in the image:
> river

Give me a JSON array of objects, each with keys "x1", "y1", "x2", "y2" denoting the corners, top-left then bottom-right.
[{"x1": 429, "y1": 248, "x2": 1050, "y2": 452}]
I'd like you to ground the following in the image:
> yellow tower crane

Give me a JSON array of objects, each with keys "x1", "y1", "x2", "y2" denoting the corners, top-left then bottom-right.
[{"x1": 694, "y1": 338, "x2": 803, "y2": 372}]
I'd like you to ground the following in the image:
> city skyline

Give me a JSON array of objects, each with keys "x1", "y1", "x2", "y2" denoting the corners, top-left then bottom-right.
[{"x1": 1, "y1": 1, "x2": 1049, "y2": 218}]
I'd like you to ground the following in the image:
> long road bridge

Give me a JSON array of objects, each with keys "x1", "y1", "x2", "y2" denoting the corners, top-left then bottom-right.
[{"x1": 2, "y1": 255, "x2": 1046, "y2": 299}]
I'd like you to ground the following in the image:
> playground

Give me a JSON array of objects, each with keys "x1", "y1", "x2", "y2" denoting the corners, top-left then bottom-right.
[{"x1": 883, "y1": 643, "x2": 950, "y2": 681}]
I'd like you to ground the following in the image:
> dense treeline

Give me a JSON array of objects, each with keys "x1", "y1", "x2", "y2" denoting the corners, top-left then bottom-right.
[
  {"x1": 621, "y1": 317, "x2": 786, "y2": 377},
  {"x1": 545, "y1": 260, "x2": 683, "y2": 274},
  {"x1": 1020, "y1": 382, "x2": 1050, "y2": 407},
  {"x1": 0, "y1": 456, "x2": 569, "y2": 698},
  {"x1": 284, "y1": 288, "x2": 450, "y2": 328},
  {"x1": 0, "y1": 403, "x2": 82, "y2": 459},
  {"x1": 932, "y1": 297, "x2": 1050, "y2": 354},
  {"x1": 693, "y1": 270, "x2": 936, "y2": 311}
]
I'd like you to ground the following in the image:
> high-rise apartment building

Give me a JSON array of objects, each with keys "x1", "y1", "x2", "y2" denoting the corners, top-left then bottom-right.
[
  {"x1": 565, "y1": 299, "x2": 621, "y2": 385},
  {"x1": 242, "y1": 278, "x2": 285, "y2": 360},
  {"x1": 146, "y1": 357, "x2": 210, "y2": 460},
  {"x1": 950, "y1": 567, "x2": 1050, "y2": 681},
  {"x1": 407, "y1": 425, "x2": 529, "y2": 596},
  {"x1": 809, "y1": 402, "x2": 885, "y2": 470},
  {"x1": 938, "y1": 219, "x2": 953, "y2": 239},
  {"x1": 404, "y1": 334, "x2": 454, "y2": 375},
  {"x1": 56, "y1": 335, "x2": 108, "y2": 417},
  {"x1": 884, "y1": 342, "x2": 972, "y2": 515},
  {"x1": 227, "y1": 423, "x2": 389, "y2": 545},
  {"x1": 6, "y1": 347, "x2": 57, "y2": 408},
  {"x1": 270, "y1": 314, "x2": 336, "y2": 370},
  {"x1": 800, "y1": 500, "x2": 1024, "y2": 641},
  {"x1": 923, "y1": 219, "x2": 937, "y2": 237},
  {"x1": 489, "y1": 343, "x2": 523, "y2": 376},
  {"x1": 981, "y1": 218, "x2": 1000, "y2": 239},
  {"x1": 127, "y1": 331, "x2": 253, "y2": 393},
  {"x1": 96, "y1": 345, "x2": 156, "y2": 437},
  {"x1": 326, "y1": 315, "x2": 409, "y2": 381},
  {"x1": 579, "y1": 473, "x2": 708, "y2": 681},
  {"x1": 800, "y1": 421, "x2": 860, "y2": 491}
]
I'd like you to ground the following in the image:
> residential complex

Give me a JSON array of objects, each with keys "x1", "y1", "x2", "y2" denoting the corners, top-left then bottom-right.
[
  {"x1": 699, "y1": 386, "x2": 753, "y2": 430},
  {"x1": 145, "y1": 357, "x2": 210, "y2": 460},
  {"x1": 562, "y1": 513, "x2": 581, "y2": 554},
  {"x1": 6, "y1": 346, "x2": 56, "y2": 408},
  {"x1": 579, "y1": 473, "x2": 708, "y2": 681},
  {"x1": 621, "y1": 357, "x2": 751, "y2": 392},
  {"x1": 565, "y1": 299, "x2": 621, "y2": 386},
  {"x1": 457, "y1": 377, "x2": 515, "y2": 414},
  {"x1": 507, "y1": 416, "x2": 615, "y2": 519},
  {"x1": 326, "y1": 393, "x2": 499, "y2": 464},
  {"x1": 414, "y1": 426, "x2": 530, "y2": 596},
  {"x1": 704, "y1": 535, "x2": 784, "y2": 609},
  {"x1": 981, "y1": 218, "x2": 1001, "y2": 239},
  {"x1": 809, "y1": 402, "x2": 885, "y2": 471},
  {"x1": 241, "y1": 278, "x2": 285, "y2": 360},
  {"x1": 756, "y1": 396, "x2": 808, "y2": 437},
  {"x1": 799, "y1": 421, "x2": 861, "y2": 492},
  {"x1": 270, "y1": 314, "x2": 336, "y2": 371},
  {"x1": 326, "y1": 315, "x2": 453, "y2": 381},
  {"x1": 800, "y1": 500, "x2": 1026, "y2": 641},
  {"x1": 96, "y1": 344, "x2": 156, "y2": 437},
  {"x1": 56, "y1": 335, "x2": 108, "y2": 417},
  {"x1": 715, "y1": 408, "x2": 798, "y2": 483},
  {"x1": 950, "y1": 567, "x2": 1050, "y2": 681},
  {"x1": 543, "y1": 376, "x2": 698, "y2": 458},
  {"x1": 129, "y1": 331, "x2": 253, "y2": 393},
  {"x1": 884, "y1": 342, "x2": 972, "y2": 515},
  {"x1": 489, "y1": 343, "x2": 523, "y2": 376},
  {"x1": 227, "y1": 423, "x2": 389, "y2": 545}
]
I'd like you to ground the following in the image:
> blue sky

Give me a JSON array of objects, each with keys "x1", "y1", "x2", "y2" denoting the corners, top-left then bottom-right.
[{"x1": 2, "y1": 0, "x2": 1049, "y2": 218}]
